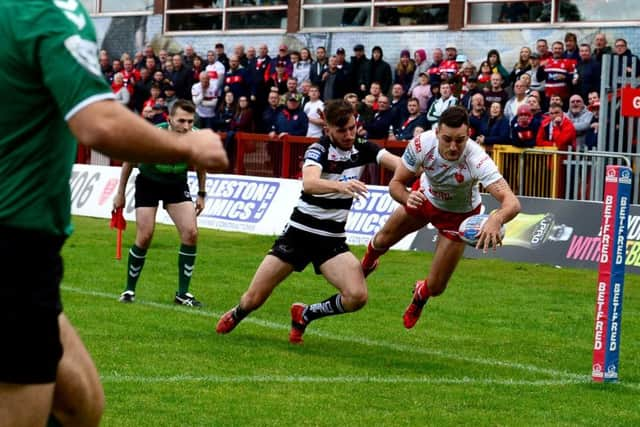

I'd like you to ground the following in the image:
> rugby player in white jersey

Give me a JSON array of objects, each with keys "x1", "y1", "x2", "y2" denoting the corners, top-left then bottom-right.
[{"x1": 361, "y1": 105, "x2": 521, "y2": 329}]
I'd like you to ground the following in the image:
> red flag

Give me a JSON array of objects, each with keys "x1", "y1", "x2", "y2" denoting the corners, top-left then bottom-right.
[{"x1": 110, "y1": 208, "x2": 126, "y2": 260}]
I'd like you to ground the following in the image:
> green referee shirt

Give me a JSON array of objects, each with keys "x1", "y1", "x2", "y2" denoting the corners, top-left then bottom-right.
[
  {"x1": 0, "y1": 0, "x2": 113, "y2": 236},
  {"x1": 137, "y1": 122, "x2": 191, "y2": 184}
]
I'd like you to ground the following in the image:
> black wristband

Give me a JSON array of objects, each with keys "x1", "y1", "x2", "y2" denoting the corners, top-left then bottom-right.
[{"x1": 197, "y1": 191, "x2": 207, "y2": 197}]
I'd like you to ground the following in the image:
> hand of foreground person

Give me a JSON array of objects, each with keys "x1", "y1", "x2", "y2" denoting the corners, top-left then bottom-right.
[{"x1": 183, "y1": 130, "x2": 229, "y2": 172}]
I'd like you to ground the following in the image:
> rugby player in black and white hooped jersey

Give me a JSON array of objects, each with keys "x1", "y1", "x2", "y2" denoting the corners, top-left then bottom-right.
[
  {"x1": 360, "y1": 105, "x2": 521, "y2": 330},
  {"x1": 216, "y1": 99, "x2": 399, "y2": 344}
]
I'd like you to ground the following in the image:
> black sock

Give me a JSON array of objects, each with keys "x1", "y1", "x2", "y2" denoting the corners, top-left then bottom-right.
[
  {"x1": 303, "y1": 294, "x2": 345, "y2": 323},
  {"x1": 233, "y1": 305, "x2": 250, "y2": 321}
]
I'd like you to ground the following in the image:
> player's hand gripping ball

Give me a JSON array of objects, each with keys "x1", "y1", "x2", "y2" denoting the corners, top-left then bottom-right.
[{"x1": 458, "y1": 214, "x2": 506, "y2": 248}]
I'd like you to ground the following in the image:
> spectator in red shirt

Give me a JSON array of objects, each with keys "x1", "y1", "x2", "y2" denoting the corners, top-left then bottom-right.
[{"x1": 537, "y1": 102, "x2": 576, "y2": 150}]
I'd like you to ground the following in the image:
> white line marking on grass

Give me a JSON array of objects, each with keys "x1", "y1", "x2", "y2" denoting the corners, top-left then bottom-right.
[
  {"x1": 100, "y1": 374, "x2": 597, "y2": 388},
  {"x1": 63, "y1": 286, "x2": 639, "y2": 390}
]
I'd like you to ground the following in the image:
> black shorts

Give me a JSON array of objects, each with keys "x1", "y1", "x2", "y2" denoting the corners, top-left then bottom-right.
[
  {"x1": 0, "y1": 226, "x2": 65, "y2": 384},
  {"x1": 135, "y1": 174, "x2": 192, "y2": 209},
  {"x1": 269, "y1": 225, "x2": 350, "y2": 274}
]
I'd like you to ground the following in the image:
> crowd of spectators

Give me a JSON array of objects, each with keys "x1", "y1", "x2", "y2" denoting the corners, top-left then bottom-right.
[{"x1": 100, "y1": 32, "x2": 639, "y2": 162}]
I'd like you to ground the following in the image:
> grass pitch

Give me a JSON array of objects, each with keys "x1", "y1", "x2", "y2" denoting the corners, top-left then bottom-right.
[{"x1": 62, "y1": 216, "x2": 640, "y2": 426}]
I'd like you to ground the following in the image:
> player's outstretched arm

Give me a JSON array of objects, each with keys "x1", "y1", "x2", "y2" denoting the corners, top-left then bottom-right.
[
  {"x1": 484, "y1": 178, "x2": 521, "y2": 232},
  {"x1": 68, "y1": 100, "x2": 228, "y2": 172}
]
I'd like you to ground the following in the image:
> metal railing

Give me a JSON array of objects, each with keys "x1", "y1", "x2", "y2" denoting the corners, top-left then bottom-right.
[{"x1": 490, "y1": 144, "x2": 636, "y2": 203}]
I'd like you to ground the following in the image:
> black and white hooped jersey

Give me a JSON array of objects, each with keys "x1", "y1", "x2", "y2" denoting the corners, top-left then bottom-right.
[{"x1": 288, "y1": 136, "x2": 388, "y2": 238}]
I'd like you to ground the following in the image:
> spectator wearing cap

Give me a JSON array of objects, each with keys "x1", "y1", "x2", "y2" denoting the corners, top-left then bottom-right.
[
  {"x1": 321, "y1": 55, "x2": 347, "y2": 101},
  {"x1": 408, "y1": 49, "x2": 428, "y2": 95},
  {"x1": 215, "y1": 43, "x2": 230, "y2": 71},
  {"x1": 525, "y1": 52, "x2": 545, "y2": 94},
  {"x1": 265, "y1": 60, "x2": 290, "y2": 95},
  {"x1": 439, "y1": 43, "x2": 459, "y2": 79},
  {"x1": 367, "y1": 46, "x2": 392, "y2": 95},
  {"x1": 394, "y1": 49, "x2": 415, "y2": 93},
  {"x1": 509, "y1": 47, "x2": 532, "y2": 87},
  {"x1": 510, "y1": 104, "x2": 540, "y2": 148},
  {"x1": 349, "y1": 44, "x2": 369, "y2": 98},
  {"x1": 460, "y1": 73, "x2": 481, "y2": 111},
  {"x1": 270, "y1": 94, "x2": 309, "y2": 138},
  {"x1": 163, "y1": 85, "x2": 177, "y2": 113},
  {"x1": 334, "y1": 47, "x2": 351, "y2": 77},
  {"x1": 486, "y1": 49, "x2": 510, "y2": 87}
]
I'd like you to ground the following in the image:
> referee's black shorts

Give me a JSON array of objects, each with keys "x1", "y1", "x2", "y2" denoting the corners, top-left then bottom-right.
[
  {"x1": 135, "y1": 174, "x2": 192, "y2": 209},
  {"x1": 0, "y1": 226, "x2": 65, "y2": 384},
  {"x1": 269, "y1": 225, "x2": 349, "y2": 274}
]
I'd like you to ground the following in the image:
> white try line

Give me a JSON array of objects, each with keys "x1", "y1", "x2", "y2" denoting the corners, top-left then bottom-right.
[{"x1": 62, "y1": 286, "x2": 640, "y2": 390}]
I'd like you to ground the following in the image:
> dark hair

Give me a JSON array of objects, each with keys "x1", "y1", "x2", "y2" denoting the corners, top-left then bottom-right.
[
  {"x1": 486, "y1": 49, "x2": 502, "y2": 64},
  {"x1": 170, "y1": 99, "x2": 196, "y2": 116},
  {"x1": 438, "y1": 105, "x2": 470, "y2": 128},
  {"x1": 565, "y1": 32, "x2": 577, "y2": 43},
  {"x1": 324, "y1": 99, "x2": 354, "y2": 128}
]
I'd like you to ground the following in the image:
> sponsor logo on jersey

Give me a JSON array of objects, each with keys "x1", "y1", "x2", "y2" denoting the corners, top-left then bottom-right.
[{"x1": 64, "y1": 35, "x2": 101, "y2": 77}]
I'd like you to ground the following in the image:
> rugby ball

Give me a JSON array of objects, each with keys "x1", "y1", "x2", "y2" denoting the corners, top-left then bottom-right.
[{"x1": 458, "y1": 214, "x2": 506, "y2": 247}]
